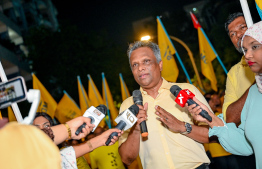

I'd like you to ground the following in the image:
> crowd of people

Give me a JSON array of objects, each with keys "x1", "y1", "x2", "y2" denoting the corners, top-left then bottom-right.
[{"x1": 0, "y1": 11, "x2": 262, "y2": 169}]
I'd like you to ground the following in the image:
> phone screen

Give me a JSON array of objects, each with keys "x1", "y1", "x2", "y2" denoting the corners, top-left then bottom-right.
[{"x1": 0, "y1": 77, "x2": 27, "y2": 108}]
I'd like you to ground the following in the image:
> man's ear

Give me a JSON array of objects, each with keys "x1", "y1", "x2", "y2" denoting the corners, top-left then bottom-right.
[{"x1": 159, "y1": 61, "x2": 163, "y2": 71}]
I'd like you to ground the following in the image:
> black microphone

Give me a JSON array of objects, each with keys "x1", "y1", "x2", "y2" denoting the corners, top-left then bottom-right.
[
  {"x1": 105, "y1": 104, "x2": 139, "y2": 146},
  {"x1": 75, "y1": 105, "x2": 107, "y2": 136},
  {"x1": 170, "y1": 85, "x2": 212, "y2": 122},
  {"x1": 132, "y1": 90, "x2": 148, "y2": 137}
]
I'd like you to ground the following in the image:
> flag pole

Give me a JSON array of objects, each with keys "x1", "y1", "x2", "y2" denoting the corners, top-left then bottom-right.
[
  {"x1": 101, "y1": 72, "x2": 112, "y2": 129},
  {"x1": 119, "y1": 73, "x2": 129, "y2": 99},
  {"x1": 239, "y1": 0, "x2": 253, "y2": 28},
  {"x1": 200, "y1": 28, "x2": 228, "y2": 74},
  {"x1": 169, "y1": 36, "x2": 205, "y2": 91},
  {"x1": 157, "y1": 16, "x2": 192, "y2": 84}
]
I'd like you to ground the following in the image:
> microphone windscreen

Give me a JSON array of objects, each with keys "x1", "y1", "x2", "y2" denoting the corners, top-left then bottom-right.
[
  {"x1": 128, "y1": 104, "x2": 139, "y2": 116},
  {"x1": 170, "y1": 85, "x2": 182, "y2": 97},
  {"x1": 96, "y1": 105, "x2": 107, "y2": 115},
  {"x1": 133, "y1": 90, "x2": 143, "y2": 105}
]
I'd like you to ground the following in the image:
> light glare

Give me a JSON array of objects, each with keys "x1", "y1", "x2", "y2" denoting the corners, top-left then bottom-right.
[{"x1": 141, "y1": 35, "x2": 151, "y2": 41}]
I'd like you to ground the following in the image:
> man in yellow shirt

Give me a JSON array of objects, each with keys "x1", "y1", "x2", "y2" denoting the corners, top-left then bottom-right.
[
  {"x1": 118, "y1": 41, "x2": 211, "y2": 169},
  {"x1": 222, "y1": 12, "x2": 255, "y2": 124},
  {"x1": 89, "y1": 127, "x2": 125, "y2": 169}
]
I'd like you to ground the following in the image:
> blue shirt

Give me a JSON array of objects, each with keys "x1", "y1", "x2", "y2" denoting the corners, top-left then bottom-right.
[{"x1": 209, "y1": 84, "x2": 262, "y2": 169}]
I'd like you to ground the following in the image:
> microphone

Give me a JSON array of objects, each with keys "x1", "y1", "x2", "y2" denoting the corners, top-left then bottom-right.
[
  {"x1": 105, "y1": 104, "x2": 139, "y2": 146},
  {"x1": 170, "y1": 85, "x2": 212, "y2": 122},
  {"x1": 75, "y1": 105, "x2": 107, "y2": 136},
  {"x1": 132, "y1": 90, "x2": 148, "y2": 137}
]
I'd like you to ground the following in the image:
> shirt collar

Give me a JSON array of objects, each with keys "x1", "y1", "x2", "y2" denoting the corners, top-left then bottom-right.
[
  {"x1": 241, "y1": 55, "x2": 248, "y2": 67},
  {"x1": 140, "y1": 78, "x2": 172, "y2": 95}
]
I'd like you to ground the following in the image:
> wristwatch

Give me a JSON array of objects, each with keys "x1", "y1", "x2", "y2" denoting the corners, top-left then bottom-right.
[{"x1": 181, "y1": 122, "x2": 192, "y2": 135}]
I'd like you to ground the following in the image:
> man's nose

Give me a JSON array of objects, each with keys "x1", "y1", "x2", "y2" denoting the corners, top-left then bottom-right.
[
  {"x1": 236, "y1": 30, "x2": 244, "y2": 40},
  {"x1": 138, "y1": 63, "x2": 145, "y2": 71}
]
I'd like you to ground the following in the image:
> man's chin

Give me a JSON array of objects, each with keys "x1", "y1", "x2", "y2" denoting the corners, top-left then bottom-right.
[{"x1": 137, "y1": 79, "x2": 151, "y2": 88}]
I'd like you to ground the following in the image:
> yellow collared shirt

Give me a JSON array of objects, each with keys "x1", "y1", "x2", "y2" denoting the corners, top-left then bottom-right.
[
  {"x1": 119, "y1": 79, "x2": 210, "y2": 169},
  {"x1": 222, "y1": 57, "x2": 255, "y2": 120}
]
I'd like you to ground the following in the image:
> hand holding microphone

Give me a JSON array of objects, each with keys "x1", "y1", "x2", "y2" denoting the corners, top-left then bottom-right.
[
  {"x1": 170, "y1": 85, "x2": 212, "y2": 122},
  {"x1": 105, "y1": 104, "x2": 139, "y2": 145},
  {"x1": 133, "y1": 90, "x2": 148, "y2": 137},
  {"x1": 75, "y1": 105, "x2": 107, "y2": 136}
]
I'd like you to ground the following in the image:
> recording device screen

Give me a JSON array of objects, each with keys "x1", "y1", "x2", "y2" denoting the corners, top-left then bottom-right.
[{"x1": 0, "y1": 76, "x2": 27, "y2": 108}]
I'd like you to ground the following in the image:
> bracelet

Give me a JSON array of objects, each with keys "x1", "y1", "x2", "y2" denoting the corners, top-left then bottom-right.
[
  {"x1": 63, "y1": 123, "x2": 71, "y2": 139},
  {"x1": 87, "y1": 141, "x2": 93, "y2": 151}
]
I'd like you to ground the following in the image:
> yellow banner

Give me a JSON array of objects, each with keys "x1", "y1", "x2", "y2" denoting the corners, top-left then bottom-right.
[
  {"x1": 77, "y1": 76, "x2": 91, "y2": 115},
  {"x1": 55, "y1": 92, "x2": 82, "y2": 124},
  {"x1": 119, "y1": 74, "x2": 130, "y2": 101},
  {"x1": 8, "y1": 106, "x2": 16, "y2": 122},
  {"x1": 157, "y1": 18, "x2": 179, "y2": 82},
  {"x1": 102, "y1": 76, "x2": 118, "y2": 126},
  {"x1": 32, "y1": 74, "x2": 57, "y2": 118},
  {"x1": 198, "y1": 28, "x2": 217, "y2": 91},
  {"x1": 88, "y1": 75, "x2": 106, "y2": 128}
]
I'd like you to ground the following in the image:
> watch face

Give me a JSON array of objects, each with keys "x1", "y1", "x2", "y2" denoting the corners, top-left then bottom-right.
[{"x1": 185, "y1": 123, "x2": 192, "y2": 133}]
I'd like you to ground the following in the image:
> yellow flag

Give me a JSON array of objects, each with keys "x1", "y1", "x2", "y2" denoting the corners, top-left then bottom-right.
[
  {"x1": 157, "y1": 18, "x2": 179, "y2": 82},
  {"x1": 77, "y1": 76, "x2": 92, "y2": 115},
  {"x1": 87, "y1": 74, "x2": 106, "y2": 128},
  {"x1": 55, "y1": 91, "x2": 82, "y2": 124},
  {"x1": 88, "y1": 74, "x2": 104, "y2": 107},
  {"x1": 119, "y1": 73, "x2": 130, "y2": 101},
  {"x1": 198, "y1": 28, "x2": 217, "y2": 91},
  {"x1": 8, "y1": 106, "x2": 16, "y2": 122},
  {"x1": 32, "y1": 74, "x2": 57, "y2": 118},
  {"x1": 102, "y1": 74, "x2": 118, "y2": 126}
]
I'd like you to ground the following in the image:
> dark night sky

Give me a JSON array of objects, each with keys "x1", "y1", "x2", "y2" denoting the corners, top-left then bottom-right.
[{"x1": 51, "y1": 0, "x2": 196, "y2": 45}]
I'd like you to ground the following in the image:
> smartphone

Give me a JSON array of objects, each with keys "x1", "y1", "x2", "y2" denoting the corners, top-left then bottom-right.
[{"x1": 0, "y1": 76, "x2": 27, "y2": 108}]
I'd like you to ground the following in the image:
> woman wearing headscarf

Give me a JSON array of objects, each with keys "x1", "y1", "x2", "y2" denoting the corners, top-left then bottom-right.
[{"x1": 186, "y1": 21, "x2": 262, "y2": 169}]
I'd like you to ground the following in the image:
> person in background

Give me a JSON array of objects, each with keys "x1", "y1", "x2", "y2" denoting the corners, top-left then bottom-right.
[
  {"x1": 186, "y1": 20, "x2": 262, "y2": 169},
  {"x1": 89, "y1": 126, "x2": 126, "y2": 169},
  {"x1": 34, "y1": 112, "x2": 91, "y2": 169},
  {"x1": 223, "y1": 12, "x2": 255, "y2": 124}
]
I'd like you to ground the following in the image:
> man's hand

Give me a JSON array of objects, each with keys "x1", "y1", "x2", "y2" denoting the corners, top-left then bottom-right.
[
  {"x1": 155, "y1": 105, "x2": 185, "y2": 133},
  {"x1": 133, "y1": 103, "x2": 148, "y2": 132},
  {"x1": 67, "y1": 116, "x2": 95, "y2": 140}
]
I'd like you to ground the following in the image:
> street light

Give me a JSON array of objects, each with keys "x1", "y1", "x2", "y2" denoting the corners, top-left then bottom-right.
[{"x1": 141, "y1": 35, "x2": 151, "y2": 41}]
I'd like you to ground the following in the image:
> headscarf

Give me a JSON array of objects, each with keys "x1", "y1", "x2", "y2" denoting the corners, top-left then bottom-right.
[
  {"x1": 241, "y1": 21, "x2": 262, "y2": 93},
  {"x1": 0, "y1": 122, "x2": 61, "y2": 169}
]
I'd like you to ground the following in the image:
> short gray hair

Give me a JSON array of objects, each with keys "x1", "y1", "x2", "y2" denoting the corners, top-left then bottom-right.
[{"x1": 127, "y1": 41, "x2": 162, "y2": 66}]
